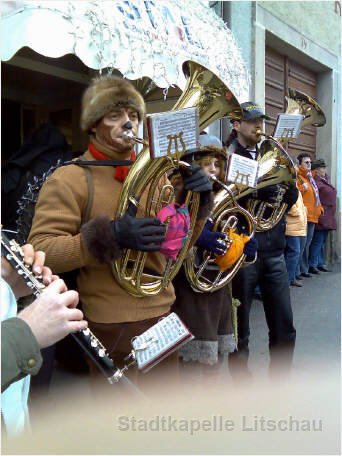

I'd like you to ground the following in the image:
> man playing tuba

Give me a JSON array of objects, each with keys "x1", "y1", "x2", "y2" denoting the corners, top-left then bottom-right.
[
  {"x1": 28, "y1": 75, "x2": 213, "y2": 391},
  {"x1": 226, "y1": 102, "x2": 298, "y2": 379}
]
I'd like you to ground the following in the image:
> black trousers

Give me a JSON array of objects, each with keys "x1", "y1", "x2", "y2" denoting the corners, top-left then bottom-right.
[{"x1": 232, "y1": 254, "x2": 296, "y2": 367}]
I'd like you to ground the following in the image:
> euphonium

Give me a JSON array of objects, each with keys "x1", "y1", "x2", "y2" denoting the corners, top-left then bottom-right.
[
  {"x1": 185, "y1": 175, "x2": 255, "y2": 293},
  {"x1": 247, "y1": 88, "x2": 325, "y2": 232},
  {"x1": 285, "y1": 88, "x2": 326, "y2": 128},
  {"x1": 112, "y1": 61, "x2": 242, "y2": 297}
]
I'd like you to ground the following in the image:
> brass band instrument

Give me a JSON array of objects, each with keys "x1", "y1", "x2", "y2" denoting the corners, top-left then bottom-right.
[
  {"x1": 247, "y1": 88, "x2": 325, "y2": 231},
  {"x1": 246, "y1": 137, "x2": 296, "y2": 231},
  {"x1": 285, "y1": 88, "x2": 326, "y2": 128},
  {"x1": 185, "y1": 175, "x2": 255, "y2": 293},
  {"x1": 112, "y1": 61, "x2": 242, "y2": 297}
]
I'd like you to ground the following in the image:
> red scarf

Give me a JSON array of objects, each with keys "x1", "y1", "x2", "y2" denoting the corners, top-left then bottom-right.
[{"x1": 88, "y1": 142, "x2": 135, "y2": 182}]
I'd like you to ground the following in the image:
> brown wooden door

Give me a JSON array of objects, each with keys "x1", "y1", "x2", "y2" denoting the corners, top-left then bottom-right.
[{"x1": 265, "y1": 46, "x2": 318, "y2": 160}]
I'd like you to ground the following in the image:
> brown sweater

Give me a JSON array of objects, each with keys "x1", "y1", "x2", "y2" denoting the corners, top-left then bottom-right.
[{"x1": 28, "y1": 149, "x2": 176, "y2": 323}]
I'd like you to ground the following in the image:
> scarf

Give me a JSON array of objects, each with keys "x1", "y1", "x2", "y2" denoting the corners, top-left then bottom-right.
[
  {"x1": 88, "y1": 141, "x2": 135, "y2": 182},
  {"x1": 307, "y1": 170, "x2": 321, "y2": 206},
  {"x1": 156, "y1": 204, "x2": 190, "y2": 261}
]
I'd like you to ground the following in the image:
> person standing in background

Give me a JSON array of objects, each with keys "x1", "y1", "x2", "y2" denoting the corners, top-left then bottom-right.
[
  {"x1": 284, "y1": 182, "x2": 307, "y2": 287},
  {"x1": 227, "y1": 102, "x2": 298, "y2": 378},
  {"x1": 296, "y1": 153, "x2": 323, "y2": 278},
  {"x1": 308, "y1": 158, "x2": 337, "y2": 273}
]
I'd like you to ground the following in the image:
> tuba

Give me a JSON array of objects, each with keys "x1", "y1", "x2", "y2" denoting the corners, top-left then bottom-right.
[
  {"x1": 112, "y1": 61, "x2": 242, "y2": 297},
  {"x1": 246, "y1": 138, "x2": 296, "y2": 231},
  {"x1": 247, "y1": 88, "x2": 326, "y2": 231}
]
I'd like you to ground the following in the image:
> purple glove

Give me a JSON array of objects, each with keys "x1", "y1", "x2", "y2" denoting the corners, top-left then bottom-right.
[
  {"x1": 195, "y1": 220, "x2": 227, "y2": 255},
  {"x1": 243, "y1": 237, "x2": 258, "y2": 258}
]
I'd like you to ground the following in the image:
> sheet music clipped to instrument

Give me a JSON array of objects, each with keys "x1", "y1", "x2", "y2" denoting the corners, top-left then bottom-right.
[
  {"x1": 132, "y1": 313, "x2": 193, "y2": 372},
  {"x1": 147, "y1": 107, "x2": 199, "y2": 158},
  {"x1": 273, "y1": 113, "x2": 304, "y2": 139}
]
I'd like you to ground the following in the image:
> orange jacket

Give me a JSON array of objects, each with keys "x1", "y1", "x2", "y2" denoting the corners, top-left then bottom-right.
[{"x1": 297, "y1": 166, "x2": 323, "y2": 223}]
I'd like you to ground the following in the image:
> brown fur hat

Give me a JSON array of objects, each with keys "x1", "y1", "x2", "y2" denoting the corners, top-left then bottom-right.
[{"x1": 80, "y1": 75, "x2": 145, "y2": 132}]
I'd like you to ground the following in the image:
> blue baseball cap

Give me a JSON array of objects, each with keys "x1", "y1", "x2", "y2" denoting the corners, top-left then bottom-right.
[{"x1": 240, "y1": 101, "x2": 271, "y2": 121}]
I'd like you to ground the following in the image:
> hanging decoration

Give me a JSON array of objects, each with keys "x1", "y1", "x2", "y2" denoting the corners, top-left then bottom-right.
[{"x1": 1, "y1": 0, "x2": 250, "y2": 100}]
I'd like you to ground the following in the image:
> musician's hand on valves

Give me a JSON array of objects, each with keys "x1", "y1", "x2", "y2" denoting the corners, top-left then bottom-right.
[
  {"x1": 243, "y1": 237, "x2": 258, "y2": 260},
  {"x1": 195, "y1": 220, "x2": 228, "y2": 255},
  {"x1": 182, "y1": 163, "x2": 213, "y2": 193},
  {"x1": 111, "y1": 201, "x2": 166, "y2": 252},
  {"x1": 17, "y1": 279, "x2": 87, "y2": 349},
  {"x1": 1, "y1": 244, "x2": 56, "y2": 299}
]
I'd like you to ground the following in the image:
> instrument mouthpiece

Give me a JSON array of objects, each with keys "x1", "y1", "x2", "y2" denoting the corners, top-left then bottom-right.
[{"x1": 121, "y1": 131, "x2": 147, "y2": 146}]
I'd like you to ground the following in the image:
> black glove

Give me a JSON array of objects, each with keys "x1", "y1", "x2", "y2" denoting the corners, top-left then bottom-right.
[
  {"x1": 182, "y1": 163, "x2": 213, "y2": 193},
  {"x1": 243, "y1": 237, "x2": 258, "y2": 258},
  {"x1": 195, "y1": 220, "x2": 227, "y2": 255},
  {"x1": 111, "y1": 201, "x2": 166, "y2": 251},
  {"x1": 282, "y1": 185, "x2": 298, "y2": 207},
  {"x1": 256, "y1": 184, "x2": 279, "y2": 203}
]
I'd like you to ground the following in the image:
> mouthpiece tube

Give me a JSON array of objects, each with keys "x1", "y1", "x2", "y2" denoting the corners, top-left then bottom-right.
[{"x1": 121, "y1": 131, "x2": 148, "y2": 146}]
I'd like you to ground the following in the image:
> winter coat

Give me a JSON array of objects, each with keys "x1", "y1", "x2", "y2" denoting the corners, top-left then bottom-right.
[
  {"x1": 229, "y1": 139, "x2": 297, "y2": 258},
  {"x1": 314, "y1": 173, "x2": 337, "y2": 230},
  {"x1": 297, "y1": 166, "x2": 323, "y2": 223},
  {"x1": 1, "y1": 123, "x2": 72, "y2": 232},
  {"x1": 1, "y1": 279, "x2": 42, "y2": 394},
  {"x1": 28, "y1": 142, "x2": 211, "y2": 324},
  {"x1": 285, "y1": 191, "x2": 307, "y2": 236}
]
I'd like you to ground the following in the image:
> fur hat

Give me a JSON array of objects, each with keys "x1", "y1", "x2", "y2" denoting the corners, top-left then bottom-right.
[
  {"x1": 195, "y1": 134, "x2": 227, "y2": 161},
  {"x1": 194, "y1": 135, "x2": 227, "y2": 183},
  {"x1": 311, "y1": 158, "x2": 327, "y2": 170},
  {"x1": 80, "y1": 75, "x2": 145, "y2": 132}
]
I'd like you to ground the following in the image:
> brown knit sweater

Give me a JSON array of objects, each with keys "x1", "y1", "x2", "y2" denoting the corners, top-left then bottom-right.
[
  {"x1": 28, "y1": 149, "x2": 178, "y2": 323},
  {"x1": 28, "y1": 148, "x2": 211, "y2": 323}
]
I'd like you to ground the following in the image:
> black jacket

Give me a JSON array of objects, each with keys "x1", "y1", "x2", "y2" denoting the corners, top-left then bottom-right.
[
  {"x1": 1, "y1": 123, "x2": 72, "y2": 231},
  {"x1": 229, "y1": 139, "x2": 298, "y2": 258}
]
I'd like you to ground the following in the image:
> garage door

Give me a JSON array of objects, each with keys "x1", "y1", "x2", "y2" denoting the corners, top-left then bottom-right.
[{"x1": 265, "y1": 46, "x2": 318, "y2": 160}]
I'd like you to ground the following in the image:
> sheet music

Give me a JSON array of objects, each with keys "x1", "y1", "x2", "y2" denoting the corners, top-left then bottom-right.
[
  {"x1": 147, "y1": 107, "x2": 199, "y2": 158},
  {"x1": 132, "y1": 313, "x2": 193, "y2": 371},
  {"x1": 227, "y1": 153, "x2": 259, "y2": 188},
  {"x1": 273, "y1": 113, "x2": 304, "y2": 139}
]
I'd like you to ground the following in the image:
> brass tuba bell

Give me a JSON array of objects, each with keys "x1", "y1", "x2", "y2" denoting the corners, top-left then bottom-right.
[
  {"x1": 246, "y1": 138, "x2": 296, "y2": 231},
  {"x1": 247, "y1": 88, "x2": 325, "y2": 232},
  {"x1": 112, "y1": 61, "x2": 242, "y2": 297},
  {"x1": 285, "y1": 88, "x2": 326, "y2": 128}
]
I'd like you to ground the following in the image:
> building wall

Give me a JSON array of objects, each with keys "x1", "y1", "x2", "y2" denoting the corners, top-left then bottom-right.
[
  {"x1": 259, "y1": 1, "x2": 341, "y2": 57},
  {"x1": 220, "y1": 0, "x2": 341, "y2": 261}
]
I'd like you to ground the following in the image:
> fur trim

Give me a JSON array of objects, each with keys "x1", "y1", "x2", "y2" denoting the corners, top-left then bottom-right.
[
  {"x1": 179, "y1": 339, "x2": 219, "y2": 365},
  {"x1": 81, "y1": 215, "x2": 122, "y2": 263},
  {"x1": 218, "y1": 334, "x2": 237, "y2": 354},
  {"x1": 194, "y1": 145, "x2": 227, "y2": 160},
  {"x1": 81, "y1": 75, "x2": 145, "y2": 132}
]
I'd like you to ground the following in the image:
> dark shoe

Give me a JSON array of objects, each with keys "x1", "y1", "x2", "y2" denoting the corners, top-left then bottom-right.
[
  {"x1": 308, "y1": 267, "x2": 321, "y2": 275},
  {"x1": 300, "y1": 272, "x2": 312, "y2": 278},
  {"x1": 318, "y1": 266, "x2": 332, "y2": 272},
  {"x1": 295, "y1": 276, "x2": 303, "y2": 281},
  {"x1": 290, "y1": 279, "x2": 303, "y2": 287}
]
